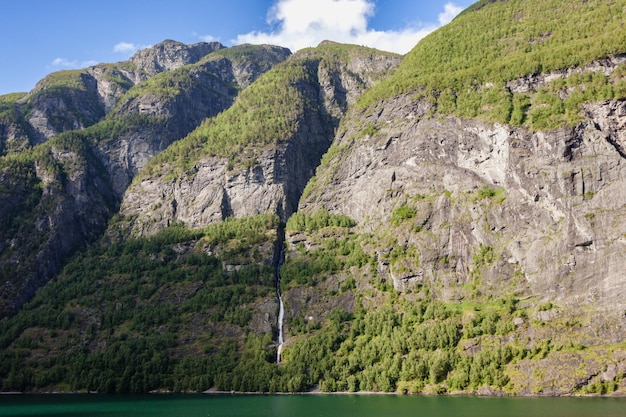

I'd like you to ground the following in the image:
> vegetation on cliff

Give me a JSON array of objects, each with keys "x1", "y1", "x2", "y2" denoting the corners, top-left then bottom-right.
[
  {"x1": 0, "y1": 214, "x2": 279, "y2": 393},
  {"x1": 139, "y1": 42, "x2": 392, "y2": 179},
  {"x1": 274, "y1": 0, "x2": 626, "y2": 396},
  {"x1": 2, "y1": 209, "x2": 622, "y2": 395},
  {"x1": 361, "y1": 0, "x2": 626, "y2": 129},
  {"x1": 0, "y1": 42, "x2": 291, "y2": 318}
]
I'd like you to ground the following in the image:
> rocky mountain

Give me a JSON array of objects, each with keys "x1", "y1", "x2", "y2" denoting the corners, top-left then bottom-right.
[
  {"x1": 1, "y1": 0, "x2": 626, "y2": 396},
  {"x1": 0, "y1": 41, "x2": 291, "y2": 317},
  {"x1": 115, "y1": 41, "x2": 401, "y2": 236},
  {"x1": 299, "y1": 82, "x2": 626, "y2": 310},
  {"x1": 297, "y1": 0, "x2": 626, "y2": 311}
]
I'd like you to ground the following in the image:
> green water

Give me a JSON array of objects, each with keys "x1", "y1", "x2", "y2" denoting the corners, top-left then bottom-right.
[{"x1": 0, "y1": 394, "x2": 625, "y2": 417}]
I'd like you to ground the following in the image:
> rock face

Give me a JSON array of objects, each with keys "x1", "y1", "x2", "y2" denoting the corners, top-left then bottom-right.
[
  {"x1": 3, "y1": 0, "x2": 626, "y2": 395},
  {"x1": 116, "y1": 43, "x2": 402, "y2": 237},
  {"x1": 80, "y1": 41, "x2": 224, "y2": 115},
  {"x1": 0, "y1": 40, "x2": 229, "y2": 151},
  {"x1": 0, "y1": 2, "x2": 626, "y2": 393},
  {"x1": 97, "y1": 44, "x2": 292, "y2": 197},
  {"x1": 25, "y1": 73, "x2": 105, "y2": 144},
  {"x1": 299, "y1": 90, "x2": 626, "y2": 312},
  {"x1": 128, "y1": 40, "x2": 225, "y2": 81},
  {"x1": 0, "y1": 102, "x2": 31, "y2": 155},
  {"x1": 0, "y1": 142, "x2": 117, "y2": 317}
]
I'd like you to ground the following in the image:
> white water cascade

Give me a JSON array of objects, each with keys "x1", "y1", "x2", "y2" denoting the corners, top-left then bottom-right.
[{"x1": 276, "y1": 249, "x2": 285, "y2": 364}]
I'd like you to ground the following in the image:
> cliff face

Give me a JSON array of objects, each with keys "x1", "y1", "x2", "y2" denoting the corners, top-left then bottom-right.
[
  {"x1": 116, "y1": 43, "x2": 402, "y2": 237},
  {"x1": 0, "y1": 140, "x2": 117, "y2": 317},
  {"x1": 299, "y1": 91, "x2": 626, "y2": 311},
  {"x1": 24, "y1": 73, "x2": 105, "y2": 144},
  {"x1": 0, "y1": 41, "x2": 230, "y2": 153},
  {"x1": 96, "y1": 44, "x2": 292, "y2": 196},
  {"x1": 128, "y1": 40, "x2": 225, "y2": 80}
]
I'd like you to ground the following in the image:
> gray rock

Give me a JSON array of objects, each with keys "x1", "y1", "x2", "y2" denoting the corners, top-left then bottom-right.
[{"x1": 300, "y1": 90, "x2": 626, "y2": 312}]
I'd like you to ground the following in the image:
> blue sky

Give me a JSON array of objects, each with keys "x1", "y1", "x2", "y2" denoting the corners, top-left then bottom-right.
[{"x1": 0, "y1": 0, "x2": 475, "y2": 95}]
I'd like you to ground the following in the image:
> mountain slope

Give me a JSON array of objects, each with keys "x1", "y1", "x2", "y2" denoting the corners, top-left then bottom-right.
[
  {"x1": 0, "y1": 42, "x2": 290, "y2": 318},
  {"x1": 287, "y1": 0, "x2": 626, "y2": 395},
  {"x1": 0, "y1": 40, "x2": 225, "y2": 153},
  {"x1": 299, "y1": 0, "x2": 626, "y2": 311},
  {"x1": 361, "y1": 0, "x2": 626, "y2": 127},
  {"x1": 0, "y1": 214, "x2": 282, "y2": 393},
  {"x1": 0, "y1": 41, "x2": 403, "y2": 394},
  {"x1": 97, "y1": 43, "x2": 292, "y2": 196}
]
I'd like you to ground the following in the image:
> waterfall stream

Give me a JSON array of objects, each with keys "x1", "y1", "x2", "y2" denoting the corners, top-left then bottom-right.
[{"x1": 276, "y1": 248, "x2": 285, "y2": 364}]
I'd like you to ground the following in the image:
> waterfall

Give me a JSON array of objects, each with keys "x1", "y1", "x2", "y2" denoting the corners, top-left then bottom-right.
[
  {"x1": 276, "y1": 289, "x2": 285, "y2": 363},
  {"x1": 276, "y1": 248, "x2": 285, "y2": 364}
]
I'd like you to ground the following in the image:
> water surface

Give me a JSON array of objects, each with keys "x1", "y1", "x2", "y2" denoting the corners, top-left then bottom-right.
[{"x1": 1, "y1": 394, "x2": 625, "y2": 417}]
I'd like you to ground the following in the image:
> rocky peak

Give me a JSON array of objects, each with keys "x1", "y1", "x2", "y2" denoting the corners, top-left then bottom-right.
[
  {"x1": 129, "y1": 40, "x2": 225, "y2": 79},
  {"x1": 22, "y1": 71, "x2": 105, "y2": 144},
  {"x1": 222, "y1": 44, "x2": 293, "y2": 89}
]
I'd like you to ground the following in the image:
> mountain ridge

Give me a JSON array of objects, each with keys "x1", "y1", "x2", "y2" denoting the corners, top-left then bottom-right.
[{"x1": 114, "y1": 42, "x2": 401, "y2": 237}]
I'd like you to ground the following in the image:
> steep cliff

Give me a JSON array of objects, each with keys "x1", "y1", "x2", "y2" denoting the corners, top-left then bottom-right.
[
  {"x1": 298, "y1": 0, "x2": 626, "y2": 312},
  {"x1": 95, "y1": 43, "x2": 292, "y2": 196},
  {"x1": 0, "y1": 93, "x2": 31, "y2": 155},
  {"x1": 0, "y1": 135, "x2": 117, "y2": 317},
  {"x1": 295, "y1": 92, "x2": 626, "y2": 312},
  {"x1": 282, "y1": 0, "x2": 626, "y2": 395},
  {"x1": 0, "y1": 40, "x2": 226, "y2": 154}
]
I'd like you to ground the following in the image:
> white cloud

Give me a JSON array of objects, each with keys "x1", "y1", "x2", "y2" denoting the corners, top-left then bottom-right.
[
  {"x1": 113, "y1": 42, "x2": 138, "y2": 53},
  {"x1": 51, "y1": 58, "x2": 75, "y2": 67},
  {"x1": 48, "y1": 41, "x2": 151, "y2": 71},
  {"x1": 438, "y1": 2, "x2": 464, "y2": 26},
  {"x1": 113, "y1": 42, "x2": 151, "y2": 55},
  {"x1": 232, "y1": 0, "x2": 465, "y2": 54},
  {"x1": 198, "y1": 34, "x2": 220, "y2": 43},
  {"x1": 49, "y1": 58, "x2": 98, "y2": 69}
]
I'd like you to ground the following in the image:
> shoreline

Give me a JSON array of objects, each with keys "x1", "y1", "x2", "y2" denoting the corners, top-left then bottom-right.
[
  {"x1": 199, "y1": 390, "x2": 626, "y2": 398},
  {"x1": 3, "y1": 389, "x2": 624, "y2": 398},
  {"x1": 202, "y1": 389, "x2": 397, "y2": 396}
]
